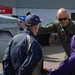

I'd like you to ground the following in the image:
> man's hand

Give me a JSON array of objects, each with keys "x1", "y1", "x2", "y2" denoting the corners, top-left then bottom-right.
[
  {"x1": 18, "y1": 20, "x2": 25, "y2": 29},
  {"x1": 44, "y1": 66, "x2": 49, "y2": 71}
]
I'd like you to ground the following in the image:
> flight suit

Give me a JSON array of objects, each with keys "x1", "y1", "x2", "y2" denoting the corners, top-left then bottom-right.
[{"x1": 39, "y1": 20, "x2": 75, "y2": 57}]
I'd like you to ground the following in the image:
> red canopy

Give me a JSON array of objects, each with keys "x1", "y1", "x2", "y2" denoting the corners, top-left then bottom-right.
[{"x1": 0, "y1": 5, "x2": 12, "y2": 14}]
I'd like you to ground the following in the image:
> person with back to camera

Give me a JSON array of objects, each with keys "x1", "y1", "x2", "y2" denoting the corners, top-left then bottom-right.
[
  {"x1": 38, "y1": 8, "x2": 75, "y2": 58},
  {"x1": 44, "y1": 34, "x2": 75, "y2": 75},
  {"x1": 2, "y1": 14, "x2": 44, "y2": 75}
]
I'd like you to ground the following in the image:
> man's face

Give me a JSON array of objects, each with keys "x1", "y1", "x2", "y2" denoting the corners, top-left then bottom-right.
[{"x1": 57, "y1": 14, "x2": 69, "y2": 27}]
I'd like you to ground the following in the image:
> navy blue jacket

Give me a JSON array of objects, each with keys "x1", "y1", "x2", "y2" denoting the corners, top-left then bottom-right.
[{"x1": 3, "y1": 28, "x2": 43, "y2": 75}]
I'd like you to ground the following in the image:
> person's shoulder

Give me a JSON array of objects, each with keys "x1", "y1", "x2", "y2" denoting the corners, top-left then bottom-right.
[
  {"x1": 13, "y1": 32, "x2": 25, "y2": 39},
  {"x1": 13, "y1": 33, "x2": 20, "y2": 39},
  {"x1": 54, "y1": 20, "x2": 59, "y2": 25},
  {"x1": 71, "y1": 35, "x2": 75, "y2": 41},
  {"x1": 69, "y1": 18, "x2": 74, "y2": 23},
  {"x1": 71, "y1": 20, "x2": 75, "y2": 24},
  {"x1": 45, "y1": 20, "x2": 59, "y2": 26},
  {"x1": 50, "y1": 20, "x2": 59, "y2": 25},
  {"x1": 72, "y1": 34, "x2": 75, "y2": 38}
]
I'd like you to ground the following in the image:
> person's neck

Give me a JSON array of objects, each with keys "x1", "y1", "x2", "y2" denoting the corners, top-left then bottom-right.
[
  {"x1": 30, "y1": 28, "x2": 37, "y2": 35},
  {"x1": 32, "y1": 30, "x2": 37, "y2": 35}
]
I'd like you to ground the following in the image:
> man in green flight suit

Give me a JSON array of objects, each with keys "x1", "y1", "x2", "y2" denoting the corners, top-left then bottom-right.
[
  {"x1": 39, "y1": 8, "x2": 75, "y2": 57},
  {"x1": 18, "y1": 8, "x2": 75, "y2": 57}
]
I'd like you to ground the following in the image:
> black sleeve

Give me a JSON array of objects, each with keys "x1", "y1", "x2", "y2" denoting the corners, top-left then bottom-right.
[{"x1": 2, "y1": 38, "x2": 14, "y2": 75}]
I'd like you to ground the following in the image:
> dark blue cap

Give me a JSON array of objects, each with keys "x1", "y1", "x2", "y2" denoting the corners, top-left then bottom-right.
[{"x1": 25, "y1": 14, "x2": 42, "y2": 27}]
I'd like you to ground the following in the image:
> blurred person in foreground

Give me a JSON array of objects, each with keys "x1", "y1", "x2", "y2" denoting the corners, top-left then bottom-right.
[
  {"x1": 44, "y1": 34, "x2": 75, "y2": 75},
  {"x1": 2, "y1": 14, "x2": 44, "y2": 75}
]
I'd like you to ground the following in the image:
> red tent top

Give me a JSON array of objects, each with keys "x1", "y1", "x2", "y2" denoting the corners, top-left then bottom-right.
[{"x1": 0, "y1": 5, "x2": 12, "y2": 14}]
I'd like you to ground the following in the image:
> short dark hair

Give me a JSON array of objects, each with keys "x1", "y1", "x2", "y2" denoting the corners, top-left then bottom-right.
[{"x1": 26, "y1": 12, "x2": 31, "y2": 16}]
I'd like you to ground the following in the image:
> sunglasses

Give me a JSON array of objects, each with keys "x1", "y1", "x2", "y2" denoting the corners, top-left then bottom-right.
[{"x1": 58, "y1": 17, "x2": 68, "y2": 21}]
